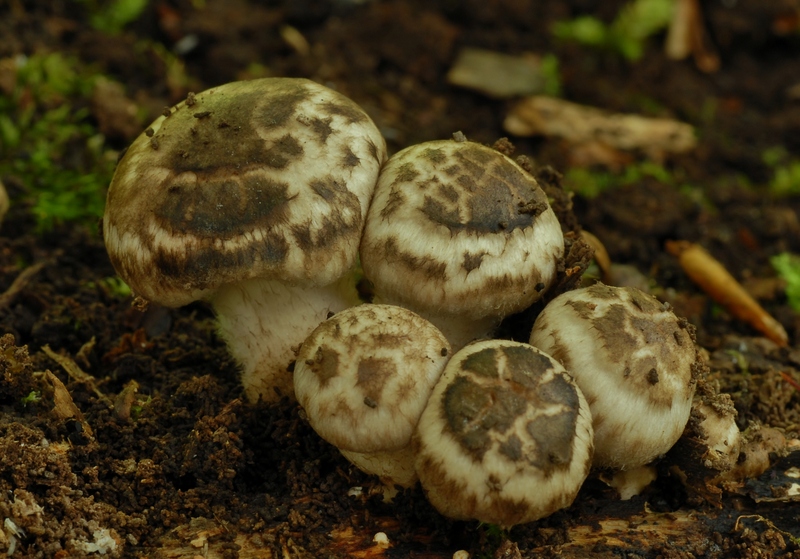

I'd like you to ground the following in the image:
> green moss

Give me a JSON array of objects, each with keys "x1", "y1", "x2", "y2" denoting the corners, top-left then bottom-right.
[
  {"x1": 762, "y1": 147, "x2": 800, "y2": 197},
  {"x1": 0, "y1": 53, "x2": 119, "y2": 232},
  {"x1": 539, "y1": 54, "x2": 563, "y2": 98},
  {"x1": 21, "y1": 391, "x2": 41, "y2": 406},
  {"x1": 771, "y1": 253, "x2": 800, "y2": 312},
  {"x1": 552, "y1": 0, "x2": 674, "y2": 61},
  {"x1": 77, "y1": 0, "x2": 149, "y2": 35},
  {"x1": 563, "y1": 160, "x2": 677, "y2": 198},
  {"x1": 97, "y1": 277, "x2": 133, "y2": 299}
]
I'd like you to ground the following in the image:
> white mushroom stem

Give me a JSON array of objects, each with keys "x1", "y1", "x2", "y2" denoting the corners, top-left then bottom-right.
[
  {"x1": 424, "y1": 313, "x2": 500, "y2": 352},
  {"x1": 601, "y1": 465, "x2": 658, "y2": 500},
  {"x1": 211, "y1": 276, "x2": 359, "y2": 402}
]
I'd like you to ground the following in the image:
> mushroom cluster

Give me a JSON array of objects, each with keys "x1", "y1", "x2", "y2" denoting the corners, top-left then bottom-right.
[{"x1": 104, "y1": 77, "x2": 714, "y2": 527}]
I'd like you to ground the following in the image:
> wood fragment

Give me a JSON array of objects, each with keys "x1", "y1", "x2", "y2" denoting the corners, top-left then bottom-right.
[
  {"x1": 42, "y1": 344, "x2": 113, "y2": 406},
  {"x1": 536, "y1": 508, "x2": 711, "y2": 557},
  {"x1": 279, "y1": 24, "x2": 310, "y2": 56},
  {"x1": 75, "y1": 335, "x2": 96, "y2": 369},
  {"x1": 665, "y1": 240, "x2": 789, "y2": 346},
  {"x1": 114, "y1": 380, "x2": 140, "y2": 422},
  {"x1": 0, "y1": 260, "x2": 46, "y2": 310},
  {"x1": 44, "y1": 371, "x2": 94, "y2": 438},
  {"x1": 504, "y1": 96, "x2": 696, "y2": 155},
  {"x1": 154, "y1": 506, "x2": 746, "y2": 559},
  {"x1": 665, "y1": 0, "x2": 720, "y2": 73}
]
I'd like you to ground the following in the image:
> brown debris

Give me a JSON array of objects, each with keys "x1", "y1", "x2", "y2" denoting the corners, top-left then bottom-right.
[
  {"x1": 665, "y1": 0, "x2": 720, "y2": 73},
  {"x1": 665, "y1": 241, "x2": 789, "y2": 347},
  {"x1": 113, "y1": 379, "x2": 140, "y2": 422},
  {"x1": 579, "y1": 230, "x2": 612, "y2": 284},
  {"x1": 446, "y1": 47, "x2": 546, "y2": 99},
  {"x1": 44, "y1": 371, "x2": 94, "y2": 439},
  {"x1": 0, "y1": 261, "x2": 47, "y2": 311},
  {"x1": 42, "y1": 344, "x2": 113, "y2": 406},
  {"x1": 90, "y1": 77, "x2": 142, "y2": 141}
]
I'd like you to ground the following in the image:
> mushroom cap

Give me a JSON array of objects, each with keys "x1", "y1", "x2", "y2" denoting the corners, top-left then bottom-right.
[
  {"x1": 360, "y1": 139, "x2": 564, "y2": 321},
  {"x1": 413, "y1": 339, "x2": 594, "y2": 527},
  {"x1": 294, "y1": 304, "x2": 451, "y2": 455},
  {"x1": 104, "y1": 77, "x2": 387, "y2": 307},
  {"x1": 529, "y1": 283, "x2": 700, "y2": 469}
]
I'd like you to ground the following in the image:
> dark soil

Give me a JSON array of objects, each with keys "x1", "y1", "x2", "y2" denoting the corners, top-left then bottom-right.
[{"x1": 1, "y1": 1, "x2": 800, "y2": 558}]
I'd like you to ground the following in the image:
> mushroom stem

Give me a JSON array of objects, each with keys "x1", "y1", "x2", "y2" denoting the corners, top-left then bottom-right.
[{"x1": 211, "y1": 276, "x2": 359, "y2": 402}]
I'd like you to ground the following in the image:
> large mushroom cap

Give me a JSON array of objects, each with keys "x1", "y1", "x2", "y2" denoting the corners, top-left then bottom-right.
[
  {"x1": 104, "y1": 77, "x2": 387, "y2": 307},
  {"x1": 360, "y1": 139, "x2": 564, "y2": 321}
]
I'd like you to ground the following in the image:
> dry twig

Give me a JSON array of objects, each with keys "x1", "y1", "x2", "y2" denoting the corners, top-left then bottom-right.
[
  {"x1": 0, "y1": 260, "x2": 46, "y2": 310},
  {"x1": 42, "y1": 344, "x2": 114, "y2": 406}
]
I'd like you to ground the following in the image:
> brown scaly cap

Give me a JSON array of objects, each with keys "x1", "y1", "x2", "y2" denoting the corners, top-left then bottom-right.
[
  {"x1": 294, "y1": 304, "x2": 451, "y2": 487},
  {"x1": 104, "y1": 78, "x2": 387, "y2": 307},
  {"x1": 360, "y1": 139, "x2": 564, "y2": 321},
  {"x1": 413, "y1": 339, "x2": 594, "y2": 527},
  {"x1": 530, "y1": 283, "x2": 702, "y2": 469},
  {"x1": 294, "y1": 304, "x2": 451, "y2": 454}
]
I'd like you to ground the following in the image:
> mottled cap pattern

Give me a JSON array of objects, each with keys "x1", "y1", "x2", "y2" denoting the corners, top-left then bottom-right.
[
  {"x1": 360, "y1": 140, "x2": 564, "y2": 320},
  {"x1": 294, "y1": 304, "x2": 451, "y2": 454},
  {"x1": 104, "y1": 78, "x2": 387, "y2": 307},
  {"x1": 530, "y1": 283, "x2": 701, "y2": 469},
  {"x1": 413, "y1": 339, "x2": 593, "y2": 527}
]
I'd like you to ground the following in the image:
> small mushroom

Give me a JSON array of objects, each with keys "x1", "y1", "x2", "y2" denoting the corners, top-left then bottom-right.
[
  {"x1": 103, "y1": 78, "x2": 387, "y2": 402},
  {"x1": 529, "y1": 283, "x2": 701, "y2": 470},
  {"x1": 413, "y1": 339, "x2": 593, "y2": 527},
  {"x1": 294, "y1": 304, "x2": 451, "y2": 488},
  {"x1": 359, "y1": 138, "x2": 564, "y2": 349}
]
